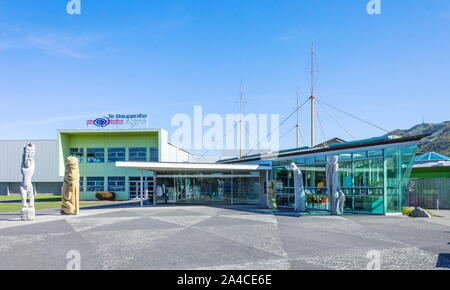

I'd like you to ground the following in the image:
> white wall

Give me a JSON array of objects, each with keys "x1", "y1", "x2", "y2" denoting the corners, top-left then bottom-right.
[
  {"x1": 0, "y1": 140, "x2": 63, "y2": 182},
  {"x1": 167, "y1": 143, "x2": 192, "y2": 162}
]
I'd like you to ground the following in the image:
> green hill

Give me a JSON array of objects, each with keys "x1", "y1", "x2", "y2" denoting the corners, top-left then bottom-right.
[{"x1": 388, "y1": 121, "x2": 450, "y2": 156}]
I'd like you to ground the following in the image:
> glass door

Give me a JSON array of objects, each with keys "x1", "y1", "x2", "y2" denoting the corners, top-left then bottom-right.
[{"x1": 129, "y1": 177, "x2": 154, "y2": 201}]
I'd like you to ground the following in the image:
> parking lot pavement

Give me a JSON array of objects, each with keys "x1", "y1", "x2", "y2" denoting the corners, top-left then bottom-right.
[{"x1": 0, "y1": 205, "x2": 449, "y2": 270}]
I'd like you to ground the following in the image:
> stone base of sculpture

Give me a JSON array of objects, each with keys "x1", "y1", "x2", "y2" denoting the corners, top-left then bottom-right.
[
  {"x1": 412, "y1": 207, "x2": 431, "y2": 218},
  {"x1": 21, "y1": 207, "x2": 36, "y2": 221}
]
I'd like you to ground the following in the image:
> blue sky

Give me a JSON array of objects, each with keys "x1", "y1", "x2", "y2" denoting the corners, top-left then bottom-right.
[{"x1": 0, "y1": 0, "x2": 449, "y2": 152}]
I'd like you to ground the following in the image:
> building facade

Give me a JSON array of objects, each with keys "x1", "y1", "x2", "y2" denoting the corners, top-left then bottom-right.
[
  {"x1": 1, "y1": 128, "x2": 427, "y2": 215},
  {"x1": 220, "y1": 135, "x2": 424, "y2": 215},
  {"x1": 0, "y1": 129, "x2": 191, "y2": 200},
  {"x1": 408, "y1": 152, "x2": 450, "y2": 209},
  {"x1": 0, "y1": 140, "x2": 62, "y2": 195}
]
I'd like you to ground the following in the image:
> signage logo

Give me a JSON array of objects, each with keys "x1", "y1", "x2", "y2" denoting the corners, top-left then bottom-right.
[
  {"x1": 93, "y1": 117, "x2": 110, "y2": 127},
  {"x1": 87, "y1": 114, "x2": 148, "y2": 129}
]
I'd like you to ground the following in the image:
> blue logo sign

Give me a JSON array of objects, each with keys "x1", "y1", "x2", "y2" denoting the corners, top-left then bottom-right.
[
  {"x1": 87, "y1": 113, "x2": 148, "y2": 129},
  {"x1": 93, "y1": 117, "x2": 110, "y2": 127}
]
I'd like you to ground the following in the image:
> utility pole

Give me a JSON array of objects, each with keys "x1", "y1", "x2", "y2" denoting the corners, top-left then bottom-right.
[
  {"x1": 308, "y1": 42, "x2": 319, "y2": 148},
  {"x1": 239, "y1": 81, "x2": 244, "y2": 158},
  {"x1": 296, "y1": 88, "x2": 300, "y2": 148}
]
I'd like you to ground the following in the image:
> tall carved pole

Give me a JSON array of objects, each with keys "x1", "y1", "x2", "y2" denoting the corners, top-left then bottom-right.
[
  {"x1": 61, "y1": 156, "x2": 80, "y2": 215},
  {"x1": 20, "y1": 143, "x2": 36, "y2": 221}
]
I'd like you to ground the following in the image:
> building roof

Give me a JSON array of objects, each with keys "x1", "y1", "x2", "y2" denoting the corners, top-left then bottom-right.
[
  {"x1": 414, "y1": 161, "x2": 450, "y2": 169},
  {"x1": 314, "y1": 137, "x2": 346, "y2": 148},
  {"x1": 116, "y1": 162, "x2": 271, "y2": 172},
  {"x1": 219, "y1": 134, "x2": 429, "y2": 164},
  {"x1": 415, "y1": 152, "x2": 450, "y2": 162},
  {"x1": 57, "y1": 129, "x2": 162, "y2": 134}
]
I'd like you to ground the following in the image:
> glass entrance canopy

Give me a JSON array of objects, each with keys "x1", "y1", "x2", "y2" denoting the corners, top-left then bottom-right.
[
  {"x1": 115, "y1": 162, "x2": 271, "y2": 206},
  {"x1": 155, "y1": 172, "x2": 261, "y2": 205}
]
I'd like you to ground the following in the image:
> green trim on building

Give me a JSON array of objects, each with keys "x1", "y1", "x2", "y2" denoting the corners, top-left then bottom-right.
[
  {"x1": 57, "y1": 130, "x2": 163, "y2": 201},
  {"x1": 411, "y1": 167, "x2": 450, "y2": 179}
]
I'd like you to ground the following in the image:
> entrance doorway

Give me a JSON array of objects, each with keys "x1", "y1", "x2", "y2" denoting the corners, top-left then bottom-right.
[{"x1": 129, "y1": 177, "x2": 154, "y2": 201}]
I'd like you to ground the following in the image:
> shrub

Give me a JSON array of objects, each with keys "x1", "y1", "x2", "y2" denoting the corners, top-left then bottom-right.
[
  {"x1": 96, "y1": 192, "x2": 116, "y2": 201},
  {"x1": 402, "y1": 207, "x2": 414, "y2": 217}
]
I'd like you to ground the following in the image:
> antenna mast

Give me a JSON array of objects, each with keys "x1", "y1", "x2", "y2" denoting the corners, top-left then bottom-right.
[
  {"x1": 308, "y1": 42, "x2": 319, "y2": 147},
  {"x1": 296, "y1": 88, "x2": 300, "y2": 148},
  {"x1": 239, "y1": 81, "x2": 244, "y2": 158}
]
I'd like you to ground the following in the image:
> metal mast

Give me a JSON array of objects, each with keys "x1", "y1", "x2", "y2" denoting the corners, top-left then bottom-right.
[
  {"x1": 239, "y1": 81, "x2": 244, "y2": 158},
  {"x1": 296, "y1": 88, "x2": 300, "y2": 148},
  {"x1": 308, "y1": 42, "x2": 319, "y2": 147}
]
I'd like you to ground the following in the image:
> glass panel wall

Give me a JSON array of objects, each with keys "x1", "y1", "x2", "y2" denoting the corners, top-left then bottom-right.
[
  {"x1": 273, "y1": 166, "x2": 294, "y2": 207},
  {"x1": 80, "y1": 177, "x2": 84, "y2": 192},
  {"x1": 129, "y1": 148, "x2": 147, "y2": 161},
  {"x1": 108, "y1": 148, "x2": 126, "y2": 163},
  {"x1": 304, "y1": 161, "x2": 328, "y2": 210},
  {"x1": 70, "y1": 148, "x2": 84, "y2": 163},
  {"x1": 384, "y1": 145, "x2": 417, "y2": 213},
  {"x1": 150, "y1": 148, "x2": 159, "y2": 162},
  {"x1": 87, "y1": 148, "x2": 105, "y2": 163},
  {"x1": 107, "y1": 177, "x2": 126, "y2": 192},
  {"x1": 155, "y1": 172, "x2": 260, "y2": 205},
  {"x1": 272, "y1": 144, "x2": 417, "y2": 214},
  {"x1": 86, "y1": 177, "x2": 105, "y2": 192}
]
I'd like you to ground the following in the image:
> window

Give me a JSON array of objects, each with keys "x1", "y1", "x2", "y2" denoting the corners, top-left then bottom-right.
[
  {"x1": 129, "y1": 148, "x2": 147, "y2": 161},
  {"x1": 339, "y1": 153, "x2": 352, "y2": 161},
  {"x1": 315, "y1": 155, "x2": 326, "y2": 163},
  {"x1": 338, "y1": 161, "x2": 353, "y2": 190},
  {"x1": 108, "y1": 148, "x2": 125, "y2": 162},
  {"x1": 80, "y1": 177, "x2": 84, "y2": 192},
  {"x1": 87, "y1": 177, "x2": 104, "y2": 192},
  {"x1": 70, "y1": 148, "x2": 84, "y2": 163},
  {"x1": 87, "y1": 148, "x2": 105, "y2": 163},
  {"x1": 368, "y1": 149, "x2": 383, "y2": 157},
  {"x1": 295, "y1": 158, "x2": 306, "y2": 164},
  {"x1": 353, "y1": 159, "x2": 370, "y2": 188},
  {"x1": 353, "y1": 151, "x2": 368, "y2": 159},
  {"x1": 305, "y1": 157, "x2": 315, "y2": 164},
  {"x1": 150, "y1": 147, "x2": 159, "y2": 162},
  {"x1": 108, "y1": 177, "x2": 126, "y2": 192}
]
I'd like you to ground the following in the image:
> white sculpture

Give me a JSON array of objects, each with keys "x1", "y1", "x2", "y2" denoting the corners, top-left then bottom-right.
[
  {"x1": 20, "y1": 143, "x2": 36, "y2": 221},
  {"x1": 291, "y1": 163, "x2": 306, "y2": 212},
  {"x1": 326, "y1": 155, "x2": 345, "y2": 215},
  {"x1": 217, "y1": 180, "x2": 224, "y2": 200}
]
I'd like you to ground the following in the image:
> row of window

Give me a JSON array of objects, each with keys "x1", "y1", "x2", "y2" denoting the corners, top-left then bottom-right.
[
  {"x1": 70, "y1": 147, "x2": 159, "y2": 163},
  {"x1": 273, "y1": 149, "x2": 384, "y2": 166},
  {"x1": 80, "y1": 177, "x2": 130, "y2": 192}
]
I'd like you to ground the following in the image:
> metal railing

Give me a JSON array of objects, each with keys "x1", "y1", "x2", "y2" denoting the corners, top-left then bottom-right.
[{"x1": 408, "y1": 178, "x2": 450, "y2": 209}]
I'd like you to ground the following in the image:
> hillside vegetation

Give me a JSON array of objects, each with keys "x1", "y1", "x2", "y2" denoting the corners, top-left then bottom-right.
[{"x1": 388, "y1": 121, "x2": 450, "y2": 156}]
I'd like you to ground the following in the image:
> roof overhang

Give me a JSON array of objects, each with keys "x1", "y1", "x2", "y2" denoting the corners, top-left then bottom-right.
[
  {"x1": 219, "y1": 134, "x2": 430, "y2": 164},
  {"x1": 116, "y1": 162, "x2": 271, "y2": 172},
  {"x1": 414, "y1": 161, "x2": 450, "y2": 168}
]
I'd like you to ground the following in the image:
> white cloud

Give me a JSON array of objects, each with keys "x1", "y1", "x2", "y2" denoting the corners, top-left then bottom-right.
[
  {"x1": 0, "y1": 25, "x2": 104, "y2": 58},
  {"x1": 0, "y1": 114, "x2": 95, "y2": 130}
]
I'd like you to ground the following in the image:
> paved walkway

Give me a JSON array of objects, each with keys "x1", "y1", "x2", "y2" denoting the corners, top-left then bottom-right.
[
  {"x1": 429, "y1": 210, "x2": 450, "y2": 219},
  {"x1": 0, "y1": 205, "x2": 449, "y2": 270}
]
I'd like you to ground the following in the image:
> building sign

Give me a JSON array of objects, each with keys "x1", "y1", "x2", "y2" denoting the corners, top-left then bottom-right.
[{"x1": 87, "y1": 114, "x2": 148, "y2": 129}]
